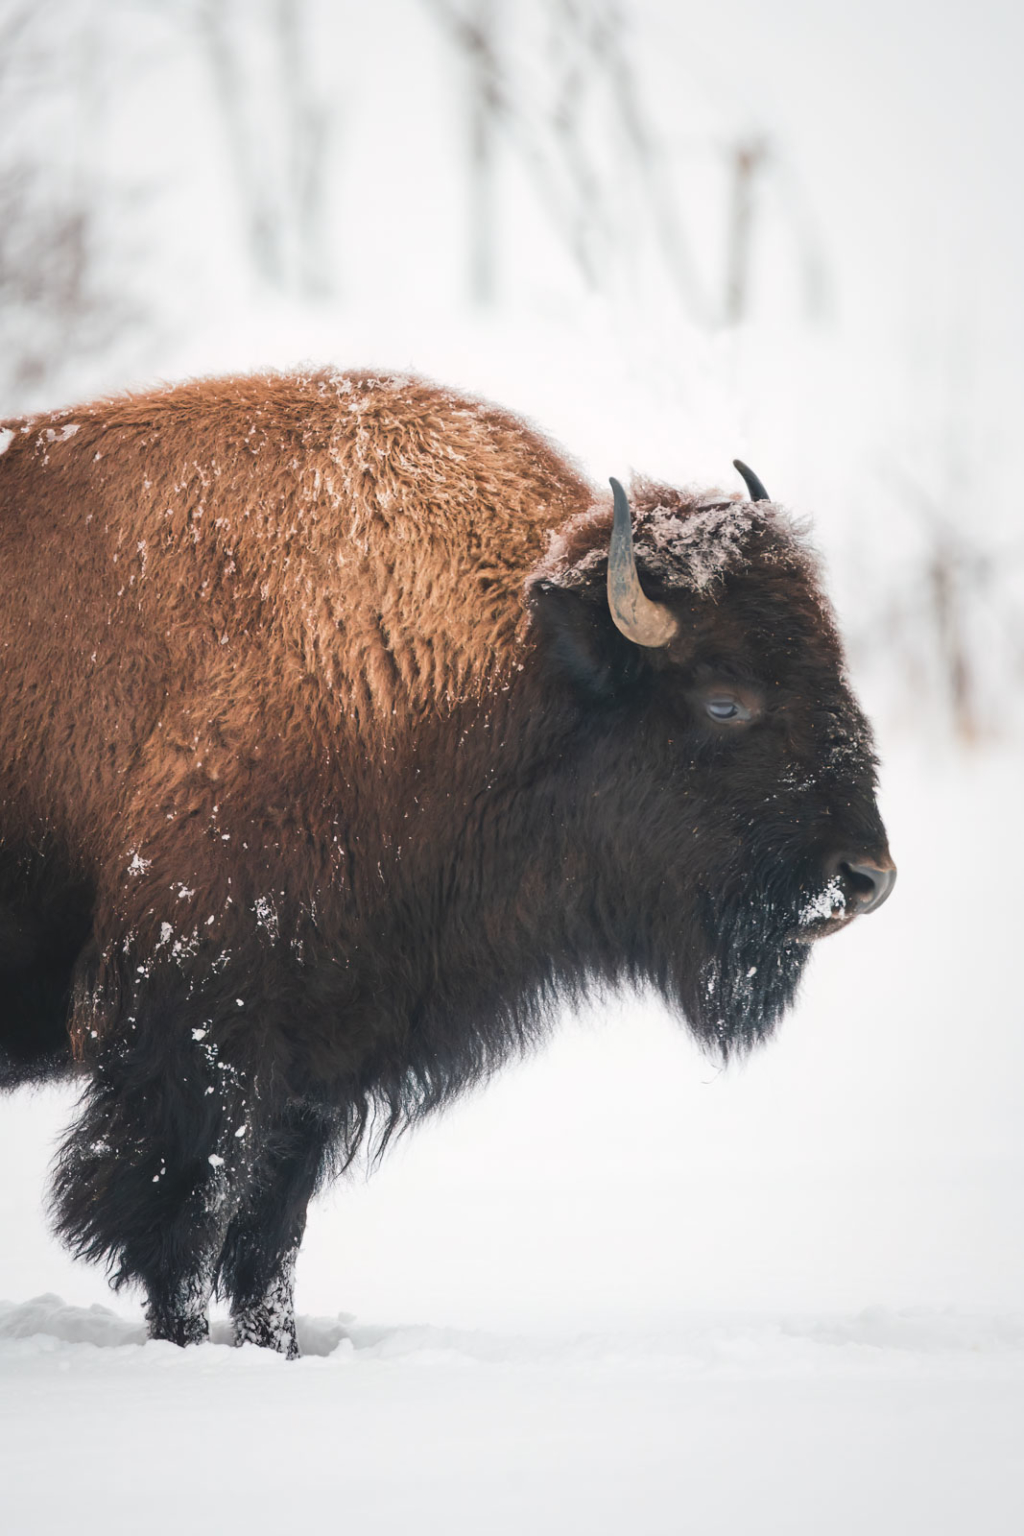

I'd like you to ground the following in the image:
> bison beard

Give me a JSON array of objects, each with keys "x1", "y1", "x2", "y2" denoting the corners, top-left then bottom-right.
[
  {"x1": 693, "y1": 882, "x2": 810, "y2": 1051},
  {"x1": 0, "y1": 369, "x2": 894, "y2": 1354}
]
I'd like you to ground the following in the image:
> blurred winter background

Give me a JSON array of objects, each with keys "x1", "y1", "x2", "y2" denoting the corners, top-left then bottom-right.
[{"x1": 1, "y1": 3, "x2": 1022, "y2": 1533}]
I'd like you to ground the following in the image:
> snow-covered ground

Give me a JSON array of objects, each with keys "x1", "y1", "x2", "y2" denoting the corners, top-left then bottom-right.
[{"x1": 2, "y1": 1295, "x2": 1022, "y2": 1536}]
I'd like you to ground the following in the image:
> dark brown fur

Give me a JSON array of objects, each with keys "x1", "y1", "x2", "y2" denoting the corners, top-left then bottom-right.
[{"x1": 0, "y1": 370, "x2": 890, "y2": 1354}]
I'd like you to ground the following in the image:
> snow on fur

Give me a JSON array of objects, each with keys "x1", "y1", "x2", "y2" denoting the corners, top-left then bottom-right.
[{"x1": 530, "y1": 480, "x2": 817, "y2": 596}]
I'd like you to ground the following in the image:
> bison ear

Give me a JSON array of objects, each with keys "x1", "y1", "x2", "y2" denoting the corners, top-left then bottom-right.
[{"x1": 528, "y1": 581, "x2": 648, "y2": 700}]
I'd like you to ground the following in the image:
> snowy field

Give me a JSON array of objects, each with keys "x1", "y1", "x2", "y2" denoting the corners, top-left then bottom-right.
[
  {"x1": 2, "y1": 0, "x2": 1023, "y2": 1531},
  {"x1": 2, "y1": 1299, "x2": 1022, "y2": 1536}
]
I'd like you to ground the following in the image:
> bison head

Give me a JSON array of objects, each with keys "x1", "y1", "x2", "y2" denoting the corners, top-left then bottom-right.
[{"x1": 526, "y1": 467, "x2": 894, "y2": 1056}]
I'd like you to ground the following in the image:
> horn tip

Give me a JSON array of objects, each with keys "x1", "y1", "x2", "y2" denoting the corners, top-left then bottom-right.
[{"x1": 733, "y1": 458, "x2": 771, "y2": 503}]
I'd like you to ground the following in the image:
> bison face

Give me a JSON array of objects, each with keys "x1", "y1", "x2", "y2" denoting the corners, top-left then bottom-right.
[{"x1": 527, "y1": 473, "x2": 895, "y2": 1054}]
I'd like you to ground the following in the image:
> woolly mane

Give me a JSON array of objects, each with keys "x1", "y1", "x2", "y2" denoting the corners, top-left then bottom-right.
[{"x1": 528, "y1": 477, "x2": 819, "y2": 600}]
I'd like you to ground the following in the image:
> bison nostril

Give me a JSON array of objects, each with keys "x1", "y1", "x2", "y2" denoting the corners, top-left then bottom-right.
[{"x1": 839, "y1": 858, "x2": 897, "y2": 915}]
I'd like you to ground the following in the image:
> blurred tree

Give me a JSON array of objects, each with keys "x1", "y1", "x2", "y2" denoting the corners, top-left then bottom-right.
[
  {"x1": 870, "y1": 453, "x2": 1024, "y2": 744},
  {"x1": 0, "y1": 0, "x2": 143, "y2": 410},
  {"x1": 425, "y1": 1, "x2": 830, "y2": 327},
  {"x1": 193, "y1": 0, "x2": 334, "y2": 296},
  {"x1": 723, "y1": 136, "x2": 767, "y2": 325},
  {"x1": 722, "y1": 134, "x2": 829, "y2": 325},
  {"x1": 423, "y1": 0, "x2": 709, "y2": 317}
]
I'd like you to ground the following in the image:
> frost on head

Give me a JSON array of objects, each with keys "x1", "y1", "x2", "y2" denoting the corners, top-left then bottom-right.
[{"x1": 529, "y1": 477, "x2": 818, "y2": 600}]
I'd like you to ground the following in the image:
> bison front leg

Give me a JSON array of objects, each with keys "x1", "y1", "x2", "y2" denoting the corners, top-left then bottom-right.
[
  {"x1": 231, "y1": 1244, "x2": 301, "y2": 1357},
  {"x1": 52, "y1": 1005, "x2": 256, "y2": 1348},
  {"x1": 217, "y1": 1104, "x2": 337, "y2": 1358}
]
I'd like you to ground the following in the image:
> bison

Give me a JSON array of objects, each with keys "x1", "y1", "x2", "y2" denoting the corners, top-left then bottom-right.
[{"x1": 0, "y1": 370, "x2": 894, "y2": 1355}]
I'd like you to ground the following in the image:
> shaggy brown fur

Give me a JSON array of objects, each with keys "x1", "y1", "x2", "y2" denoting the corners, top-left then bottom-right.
[{"x1": 0, "y1": 369, "x2": 891, "y2": 1355}]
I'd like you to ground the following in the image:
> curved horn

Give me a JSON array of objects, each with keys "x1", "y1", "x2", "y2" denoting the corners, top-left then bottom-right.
[
  {"x1": 733, "y1": 459, "x2": 770, "y2": 502},
  {"x1": 606, "y1": 478, "x2": 678, "y2": 648}
]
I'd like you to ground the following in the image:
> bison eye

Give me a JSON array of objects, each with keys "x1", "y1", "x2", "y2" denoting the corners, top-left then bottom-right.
[{"x1": 705, "y1": 695, "x2": 752, "y2": 723}]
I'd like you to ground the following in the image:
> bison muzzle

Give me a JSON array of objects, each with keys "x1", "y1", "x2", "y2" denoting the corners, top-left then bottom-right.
[{"x1": 0, "y1": 370, "x2": 894, "y2": 1355}]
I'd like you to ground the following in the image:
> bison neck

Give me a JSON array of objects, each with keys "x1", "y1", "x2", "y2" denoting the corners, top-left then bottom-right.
[{"x1": 309, "y1": 675, "x2": 668, "y2": 1139}]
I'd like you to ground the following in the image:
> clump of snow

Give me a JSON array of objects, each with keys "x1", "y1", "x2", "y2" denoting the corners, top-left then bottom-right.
[
  {"x1": 0, "y1": 427, "x2": 13, "y2": 456},
  {"x1": 252, "y1": 894, "x2": 279, "y2": 941},
  {"x1": 0, "y1": 1294, "x2": 146, "y2": 1349},
  {"x1": 798, "y1": 877, "x2": 846, "y2": 926}
]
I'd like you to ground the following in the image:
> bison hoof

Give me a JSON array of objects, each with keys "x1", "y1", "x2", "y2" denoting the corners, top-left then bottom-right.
[
  {"x1": 146, "y1": 1308, "x2": 210, "y2": 1348},
  {"x1": 233, "y1": 1307, "x2": 300, "y2": 1359}
]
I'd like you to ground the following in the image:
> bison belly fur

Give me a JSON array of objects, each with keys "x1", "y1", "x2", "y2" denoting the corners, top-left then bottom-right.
[{"x1": 0, "y1": 370, "x2": 894, "y2": 1353}]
